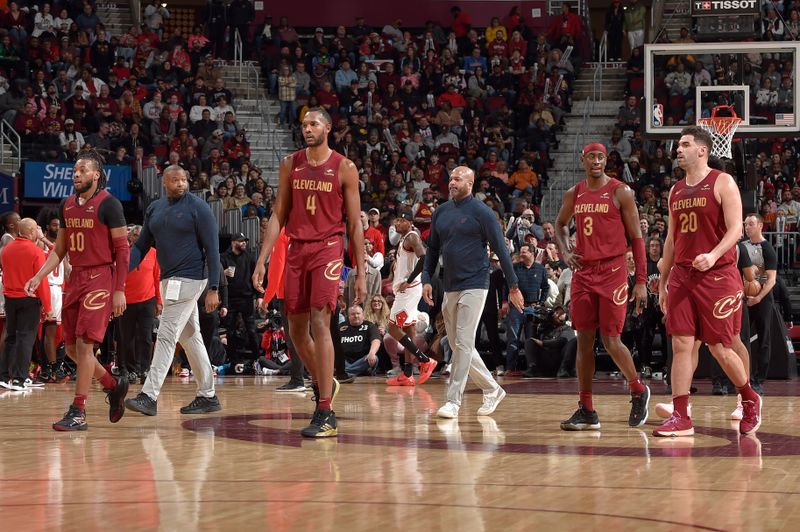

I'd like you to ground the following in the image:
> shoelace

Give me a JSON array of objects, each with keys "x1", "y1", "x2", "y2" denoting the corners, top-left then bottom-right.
[{"x1": 741, "y1": 399, "x2": 758, "y2": 418}]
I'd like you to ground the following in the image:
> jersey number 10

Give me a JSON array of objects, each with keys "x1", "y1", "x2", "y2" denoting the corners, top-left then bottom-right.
[{"x1": 69, "y1": 231, "x2": 85, "y2": 252}]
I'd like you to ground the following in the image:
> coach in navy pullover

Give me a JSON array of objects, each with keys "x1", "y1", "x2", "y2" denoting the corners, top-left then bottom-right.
[
  {"x1": 130, "y1": 183, "x2": 221, "y2": 286},
  {"x1": 422, "y1": 195, "x2": 518, "y2": 291}
]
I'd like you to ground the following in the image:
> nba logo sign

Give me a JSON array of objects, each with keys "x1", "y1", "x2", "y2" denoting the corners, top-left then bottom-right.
[{"x1": 653, "y1": 104, "x2": 664, "y2": 127}]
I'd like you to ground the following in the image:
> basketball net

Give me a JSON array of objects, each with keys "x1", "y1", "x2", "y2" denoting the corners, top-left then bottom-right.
[{"x1": 697, "y1": 105, "x2": 742, "y2": 159}]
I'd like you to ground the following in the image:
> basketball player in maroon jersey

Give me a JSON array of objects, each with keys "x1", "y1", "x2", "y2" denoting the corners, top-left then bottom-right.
[
  {"x1": 252, "y1": 108, "x2": 366, "y2": 438},
  {"x1": 654, "y1": 126, "x2": 761, "y2": 437},
  {"x1": 25, "y1": 150, "x2": 130, "y2": 431},
  {"x1": 554, "y1": 143, "x2": 650, "y2": 431}
]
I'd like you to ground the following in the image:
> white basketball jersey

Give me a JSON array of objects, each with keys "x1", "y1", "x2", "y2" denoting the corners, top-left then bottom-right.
[
  {"x1": 393, "y1": 230, "x2": 420, "y2": 290},
  {"x1": 46, "y1": 247, "x2": 64, "y2": 286}
]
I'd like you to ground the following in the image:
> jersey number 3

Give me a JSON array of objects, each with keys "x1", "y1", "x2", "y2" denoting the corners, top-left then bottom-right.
[
  {"x1": 306, "y1": 194, "x2": 317, "y2": 216},
  {"x1": 583, "y1": 216, "x2": 593, "y2": 236}
]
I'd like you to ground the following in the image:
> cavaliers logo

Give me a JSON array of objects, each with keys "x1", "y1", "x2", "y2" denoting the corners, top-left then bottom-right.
[
  {"x1": 83, "y1": 289, "x2": 110, "y2": 310},
  {"x1": 612, "y1": 283, "x2": 628, "y2": 306},
  {"x1": 323, "y1": 259, "x2": 344, "y2": 281},
  {"x1": 713, "y1": 291, "x2": 744, "y2": 320}
]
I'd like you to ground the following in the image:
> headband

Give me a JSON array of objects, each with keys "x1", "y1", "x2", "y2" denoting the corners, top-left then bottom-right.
[{"x1": 582, "y1": 143, "x2": 608, "y2": 156}]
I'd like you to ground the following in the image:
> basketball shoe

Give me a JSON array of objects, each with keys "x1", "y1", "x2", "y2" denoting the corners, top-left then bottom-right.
[
  {"x1": 125, "y1": 392, "x2": 157, "y2": 416},
  {"x1": 739, "y1": 394, "x2": 762, "y2": 435},
  {"x1": 654, "y1": 402, "x2": 692, "y2": 419},
  {"x1": 300, "y1": 409, "x2": 338, "y2": 438},
  {"x1": 416, "y1": 359, "x2": 438, "y2": 385},
  {"x1": 652, "y1": 413, "x2": 694, "y2": 437},
  {"x1": 105, "y1": 376, "x2": 129, "y2": 423},
  {"x1": 560, "y1": 405, "x2": 601, "y2": 431},
  {"x1": 628, "y1": 385, "x2": 650, "y2": 427},
  {"x1": 387, "y1": 373, "x2": 415, "y2": 386},
  {"x1": 437, "y1": 402, "x2": 460, "y2": 419},
  {"x1": 53, "y1": 405, "x2": 88, "y2": 431}
]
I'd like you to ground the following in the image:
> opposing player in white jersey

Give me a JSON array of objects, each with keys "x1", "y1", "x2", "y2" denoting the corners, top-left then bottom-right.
[
  {"x1": 386, "y1": 212, "x2": 438, "y2": 386},
  {"x1": 37, "y1": 210, "x2": 70, "y2": 383}
]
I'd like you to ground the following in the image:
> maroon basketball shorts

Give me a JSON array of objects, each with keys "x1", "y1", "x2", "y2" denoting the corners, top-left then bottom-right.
[
  {"x1": 284, "y1": 235, "x2": 344, "y2": 315},
  {"x1": 666, "y1": 264, "x2": 744, "y2": 347},
  {"x1": 570, "y1": 254, "x2": 628, "y2": 336},
  {"x1": 62, "y1": 265, "x2": 114, "y2": 345}
]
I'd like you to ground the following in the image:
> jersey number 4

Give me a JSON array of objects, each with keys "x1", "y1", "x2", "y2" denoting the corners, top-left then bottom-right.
[
  {"x1": 69, "y1": 231, "x2": 85, "y2": 252},
  {"x1": 306, "y1": 194, "x2": 317, "y2": 216}
]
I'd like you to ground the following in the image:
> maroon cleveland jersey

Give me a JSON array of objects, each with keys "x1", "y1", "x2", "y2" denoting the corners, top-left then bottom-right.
[
  {"x1": 573, "y1": 178, "x2": 629, "y2": 261},
  {"x1": 286, "y1": 149, "x2": 346, "y2": 242},
  {"x1": 60, "y1": 189, "x2": 126, "y2": 268},
  {"x1": 670, "y1": 169, "x2": 736, "y2": 270}
]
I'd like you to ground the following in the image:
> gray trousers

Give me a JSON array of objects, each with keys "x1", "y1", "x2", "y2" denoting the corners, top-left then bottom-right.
[
  {"x1": 442, "y1": 289, "x2": 501, "y2": 406},
  {"x1": 143, "y1": 278, "x2": 215, "y2": 400}
]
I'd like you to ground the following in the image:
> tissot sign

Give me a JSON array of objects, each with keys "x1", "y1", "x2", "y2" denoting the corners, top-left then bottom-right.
[{"x1": 692, "y1": 0, "x2": 759, "y2": 15}]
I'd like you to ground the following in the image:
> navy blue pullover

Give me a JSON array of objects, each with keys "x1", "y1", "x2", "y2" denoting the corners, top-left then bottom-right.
[
  {"x1": 130, "y1": 192, "x2": 221, "y2": 286},
  {"x1": 423, "y1": 195, "x2": 518, "y2": 291}
]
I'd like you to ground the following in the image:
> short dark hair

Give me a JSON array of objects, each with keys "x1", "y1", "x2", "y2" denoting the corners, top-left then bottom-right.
[
  {"x1": 680, "y1": 126, "x2": 713, "y2": 153},
  {"x1": 745, "y1": 212, "x2": 763, "y2": 223},
  {"x1": 519, "y1": 243, "x2": 535, "y2": 254},
  {"x1": 647, "y1": 236, "x2": 663, "y2": 249},
  {"x1": 306, "y1": 107, "x2": 332, "y2": 125}
]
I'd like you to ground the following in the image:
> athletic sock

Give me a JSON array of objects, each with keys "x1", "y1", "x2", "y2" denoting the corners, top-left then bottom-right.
[
  {"x1": 629, "y1": 378, "x2": 646, "y2": 394},
  {"x1": 402, "y1": 362, "x2": 413, "y2": 378},
  {"x1": 579, "y1": 391, "x2": 593, "y2": 412},
  {"x1": 399, "y1": 334, "x2": 429, "y2": 362},
  {"x1": 318, "y1": 398, "x2": 331, "y2": 411},
  {"x1": 673, "y1": 394, "x2": 690, "y2": 418},
  {"x1": 737, "y1": 383, "x2": 759, "y2": 402},
  {"x1": 100, "y1": 371, "x2": 117, "y2": 390},
  {"x1": 72, "y1": 394, "x2": 87, "y2": 411}
]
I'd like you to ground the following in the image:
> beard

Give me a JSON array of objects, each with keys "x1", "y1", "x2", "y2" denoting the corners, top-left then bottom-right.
[
  {"x1": 306, "y1": 132, "x2": 326, "y2": 147},
  {"x1": 73, "y1": 180, "x2": 93, "y2": 194}
]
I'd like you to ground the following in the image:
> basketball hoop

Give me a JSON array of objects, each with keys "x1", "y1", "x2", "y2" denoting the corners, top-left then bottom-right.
[{"x1": 697, "y1": 105, "x2": 742, "y2": 160}]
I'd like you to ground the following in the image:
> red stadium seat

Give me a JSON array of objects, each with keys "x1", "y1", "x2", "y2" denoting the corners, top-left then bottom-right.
[{"x1": 629, "y1": 77, "x2": 644, "y2": 96}]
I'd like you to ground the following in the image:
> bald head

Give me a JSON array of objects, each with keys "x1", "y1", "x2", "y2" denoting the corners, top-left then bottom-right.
[
  {"x1": 448, "y1": 166, "x2": 475, "y2": 201},
  {"x1": 18, "y1": 218, "x2": 38, "y2": 241}
]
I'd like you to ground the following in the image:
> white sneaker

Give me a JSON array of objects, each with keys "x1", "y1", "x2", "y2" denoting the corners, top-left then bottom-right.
[
  {"x1": 441, "y1": 364, "x2": 452, "y2": 376},
  {"x1": 731, "y1": 394, "x2": 743, "y2": 420},
  {"x1": 477, "y1": 387, "x2": 506, "y2": 416},
  {"x1": 495, "y1": 365, "x2": 505, "y2": 376},
  {"x1": 437, "y1": 402, "x2": 460, "y2": 419},
  {"x1": 23, "y1": 378, "x2": 45, "y2": 389},
  {"x1": 654, "y1": 402, "x2": 692, "y2": 419},
  {"x1": 0, "y1": 380, "x2": 9, "y2": 389},
  {"x1": 179, "y1": 368, "x2": 190, "y2": 377}
]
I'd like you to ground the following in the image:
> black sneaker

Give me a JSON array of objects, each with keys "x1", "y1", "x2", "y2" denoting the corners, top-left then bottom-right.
[
  {"x1": 275, "y1": 381, "x2": 306, "y2": 393},
  {"x1": 180, "y1": 395, "x2": 222, "y2": 414},
  {"x1": 125, "y1": 392, "x2": 157, "y2": 416},
  {"x1": 127, "y1": 371, "x2": 138, "y2": 385},
  {"x1": 560, "y1": 405, "x2": 601, "y2": 431},
  {"x1": 54, "y1": 362, "x2": 70, "y2": 383},
  {"x1": 712, "y1": 380, "x2": 727, "y2": 396},
  {"x1": 628, "y1": 385, "x2": 650, "y2": 427},
  {"x1": 105, "y1": 376, "x2": 129, "y2": 423},
  {"x1": 337, "y1": 374, "x2": 356, "y2": 384},
  {"x1": 300, "y1": 409, "x2": 338, "y2": 438},
  {"x1": 38, "y1": 364, "x2": 54, "y2": 383},
  {"x1": 53, "y1": 405, "x2": 88, "y2": 431}
]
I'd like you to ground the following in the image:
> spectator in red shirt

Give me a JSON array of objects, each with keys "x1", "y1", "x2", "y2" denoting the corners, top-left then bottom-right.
[
  {"x1": 0, "y1": 218, "x2": 51, "y2": 390},
  {"x1": 451, "y1": 6, "x2": 472, "y2": 38},
  {"x1": 548, "y1": 4, "x2": 582, "y2": 50},
  {"x1": 14, "y1": 102, "x2": 42, "y2": 141},
  {"x1": 349, "y1": 209, "x2": 385, "y2": 267}
]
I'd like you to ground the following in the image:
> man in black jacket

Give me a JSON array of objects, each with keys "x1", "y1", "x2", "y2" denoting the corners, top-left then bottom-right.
[
  {"x1": 523, "y1": 306, "x2": 576, "y2": 377},
  {"x1": 220, "y1": 233, "x2": 260, "y2": 364}
]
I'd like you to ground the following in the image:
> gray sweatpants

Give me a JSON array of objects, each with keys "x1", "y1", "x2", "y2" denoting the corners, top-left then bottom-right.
[
  {"x1": 442, "y1": 288, "x2": 501, "y2": 406},
  {"x1": 143, "y1": 277, "x2": 215, "y2": 400}
]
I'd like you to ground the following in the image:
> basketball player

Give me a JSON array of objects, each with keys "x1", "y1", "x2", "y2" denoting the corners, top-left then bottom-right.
[
  {"x1": 36, "y1": 209, "x2": 68, "y2": 383},
  {"x1": 25, "y1": 150, "x2": 130, "y2": 431},
  {"x1": 252, "y1": 108, "x2": 366, "y2": 438},
  {"x1": 554, "y1": 142, "x2": 650, "y2": 431},
  {"x1": 654, "y1": 126, "x2": 761, "y2": 437},
  {"x1": 386, "y1": 212, "x2": 437, "y2": 386}
]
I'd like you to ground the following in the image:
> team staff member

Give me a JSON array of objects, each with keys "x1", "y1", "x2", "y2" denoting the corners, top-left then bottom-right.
[
  {"x1": 0, "y1": 219, "x2": 52, "y2": 390},
  {"x1": 423, "y1": 166, "x2": 524, "y2": 419},
  {"x1": 125, "y1": 165, "x2": 222, "y2": 417},
  {"x1": 742, "y1": 213, "x2": 778, "y2": 394},
  {"x1": 117, "y1": 225, "x2": 161, "y2": 385},
  {"x1": 221, "y1": 233, "x2": 260, "y2": 363}
]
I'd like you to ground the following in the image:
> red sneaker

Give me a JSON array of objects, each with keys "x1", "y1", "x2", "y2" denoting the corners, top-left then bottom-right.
[
  {"x1": 387, "y1": 373, "x2": 415, "y2": 386},
  {"x1": 652, "y1": 413, "x2": 694, "y2": 437},
  {"x1": 740, "y1": 394, "x2": 762, "y2": 435},
  {"x1": 416, "y1": 359, "x2": 437, "y2": 385}
]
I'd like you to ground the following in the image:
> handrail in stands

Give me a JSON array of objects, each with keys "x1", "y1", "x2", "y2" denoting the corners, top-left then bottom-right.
[{"x1": 0, "y1": 119, "x2": 21, "y2": 173}]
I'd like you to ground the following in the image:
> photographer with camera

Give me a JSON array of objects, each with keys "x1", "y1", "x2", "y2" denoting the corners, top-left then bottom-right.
[
  {"x1": 506, "y1": 208, "x2": 544, "y2": 252},
  {"x1": 523, "y1": 305, "x2": 576, "y2": 378},
  {"x1": 499, "y1": 243, "x2": 549, "y2": 375}
]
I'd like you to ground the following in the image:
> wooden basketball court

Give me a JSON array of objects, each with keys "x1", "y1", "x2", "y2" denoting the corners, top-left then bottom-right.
[{"x1": 1, "y1": 376, "x2": 799, "y2": 531}]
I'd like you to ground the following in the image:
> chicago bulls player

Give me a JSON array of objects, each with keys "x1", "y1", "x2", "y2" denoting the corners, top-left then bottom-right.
[
  {"x1": 252, "y1": 108, "x2": 366, "y2": 438},
  {"x1": 385, "y1": 212, "x2": 437, "y2": 387},
  {"x1": 655, "y1": 126, "x2": 761, "y2": 437},
  {"x1": 26, "y1": 149, "x2": 130, "y2": 431},
  {"x1": 554, "y1": 143, "x2": 649, "y2": 431}
]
